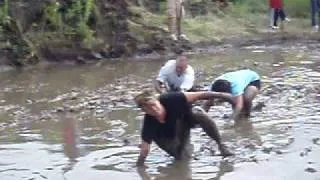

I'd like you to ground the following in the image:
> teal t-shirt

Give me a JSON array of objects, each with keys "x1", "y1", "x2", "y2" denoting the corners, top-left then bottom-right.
[{"x1": 213, "y1": 69, "x2": 260, "y2": 96}]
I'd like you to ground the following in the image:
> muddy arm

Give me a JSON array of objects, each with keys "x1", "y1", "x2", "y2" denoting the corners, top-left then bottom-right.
[
  {"x1": 184, "y1": 91, "x2": 233, "y2": 104},
  {"x1": 203, "y1": 99, "x2": 214, "y2": 112},
  {"x1": 136, "y1": 141, "x2": 150, "y2": 166},
  {"x1": 155, "y1": 63, "x2": 170, "y2": 94}
]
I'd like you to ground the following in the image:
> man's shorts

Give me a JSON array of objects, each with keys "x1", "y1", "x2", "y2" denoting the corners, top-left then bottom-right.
[{"x1": 248, "y1": 80, "x2": 261, "y2": 90}]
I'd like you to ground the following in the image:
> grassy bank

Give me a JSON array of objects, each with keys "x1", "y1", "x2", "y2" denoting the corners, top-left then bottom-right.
[
  {"x1": 284, "y1": 0, "x2": 310, "y2": 18},
  {"x1": 130, "y1": 0, "x2": 315, "y2": 44},
  {"x1": 185, "y1": 0, "x2": 314, "y2": 42}
]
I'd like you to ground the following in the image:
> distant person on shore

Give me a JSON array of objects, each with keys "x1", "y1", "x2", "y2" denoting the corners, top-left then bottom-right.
[
  {"x1": 311, "y1": 0, "x2": 320, "y2": 31},
  {"x1": 155, "y1": 56, "x2": 195, "y2": 94},
  {"x1": 167, "y1": 0, "x2": 189, "y2": 41},
  {"x1": 269, "y1": 0, "x2": 291, "y2": 29},
  {"x1": 203, "y1": 69, "x2": 261, "y2": 121},
  {"x1": 134, "y1": 90, "x2": 233, "y2": 166},
  {"x1": 269, "y1": 2, "x2": 275, "y2": 27}
]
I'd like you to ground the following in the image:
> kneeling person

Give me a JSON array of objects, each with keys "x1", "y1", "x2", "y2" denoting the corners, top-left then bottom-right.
[
  {"x1": 134, "y1": 91, "x2": 233, "y2": 166},
  {"x1": 204, "y1": 69, "x2": 261, "y2": 121},
  {"x1": 155, "y1": 56, "x2": 195, "y2": 93}
]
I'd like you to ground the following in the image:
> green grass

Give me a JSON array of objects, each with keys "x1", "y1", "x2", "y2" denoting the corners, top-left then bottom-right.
[
  {"x1": 283, "y1": 0, "x2": 310, "y2": 18},
  {"x1": 137, "y1": 0, "x2": 316, "y2": 43},
  {"x1": 182, "y1": 0, "x2": 270, "y2": 42},
  {"x1": 129, "y1": 5, "x2": 167, "y2": 28},
  {"x1": 131, "y1": 0, "x2": 270, "y2": 42},
  {"x1": 230, "y1": 0, "x2": 268, "y2": 17},
  {"x1": 183, "y1": 13, "x2": 251, "y2": 42}
]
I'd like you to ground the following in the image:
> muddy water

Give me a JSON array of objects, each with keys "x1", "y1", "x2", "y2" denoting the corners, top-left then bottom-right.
[{"x1": 0, "y1": 45, "x2": 320, "y2": 180}]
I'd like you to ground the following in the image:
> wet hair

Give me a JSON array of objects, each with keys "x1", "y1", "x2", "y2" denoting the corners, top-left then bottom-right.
[
  {"x1": 210, "y1": 79, "x2": 231, "y2": 93},
  {"x1": 134, "y1": 90, "x2": 156, "y2": 108}
]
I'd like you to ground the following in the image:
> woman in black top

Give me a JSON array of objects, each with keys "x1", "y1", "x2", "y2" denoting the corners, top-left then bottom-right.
[{"x1": 134, "y1": 91, "x2": 234, "y2": 166}]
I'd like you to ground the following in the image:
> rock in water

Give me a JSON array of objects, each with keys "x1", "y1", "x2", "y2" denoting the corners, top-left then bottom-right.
[
  {"x1": 262, "y1": 143, "x2": 275, "y2": 153},
  {"x1": 305, "y1": 166, "x2": 317, "y2": 173},
  {"x1": 312, "y1": 137, "x2": 320, "y2": 145}
]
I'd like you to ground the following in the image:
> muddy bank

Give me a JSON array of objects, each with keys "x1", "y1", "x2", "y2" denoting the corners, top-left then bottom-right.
[
  {"x1": 4, "y1": 32, "x2": 320, "y2": 67},
  {"x1": 3, "y1": 29, "x2": 320, "y2": 67},
  {"x1": 0, "y1": 0, "x2": 139, "y2": 65},
  {"x1": 0, "y1": 0, "x2": 194, "y2": 65}
]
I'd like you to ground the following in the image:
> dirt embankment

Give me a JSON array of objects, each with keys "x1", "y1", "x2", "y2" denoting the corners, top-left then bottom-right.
[
  {"x1": 0, "y1": 0, "x2": 190, "y2": 66},
  {"x1": 0, "y1": 0, "x2": 319, "y2": 66},
  {"x1": 0, "y1": 0, "x2": 133, "y2": 65}
]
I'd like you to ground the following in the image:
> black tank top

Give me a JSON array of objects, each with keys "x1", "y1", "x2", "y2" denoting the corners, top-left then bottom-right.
[{"x1": 141, "y1": 92, "x2": 191, "y2": 144}]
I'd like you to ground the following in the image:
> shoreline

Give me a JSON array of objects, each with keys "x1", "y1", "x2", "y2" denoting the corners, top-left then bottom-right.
[{"x1": 1, "y1": 30, "x2": 319, "y2": 70}]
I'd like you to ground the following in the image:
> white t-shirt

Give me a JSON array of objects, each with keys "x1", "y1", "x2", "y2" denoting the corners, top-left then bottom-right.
[{"x1": 156, "y1": 60, "x2": 195, "y2": 91}]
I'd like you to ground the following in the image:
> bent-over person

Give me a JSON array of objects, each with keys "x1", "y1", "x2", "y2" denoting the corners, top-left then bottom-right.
[{"x1": 134, "y1": 91, "x2": 233, "y2": 166}]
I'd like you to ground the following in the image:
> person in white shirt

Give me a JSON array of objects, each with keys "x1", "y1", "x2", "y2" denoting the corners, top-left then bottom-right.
[{"x1": 155, "y1": 56, "x2": 195, "y2": 94}]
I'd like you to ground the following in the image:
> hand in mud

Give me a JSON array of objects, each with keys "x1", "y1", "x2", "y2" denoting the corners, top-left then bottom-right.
[
  {"x1": 252, "y1": 102, "x2": 266, "y2": 111},
  {"x1": 159, "y1": 85, "x2": 167, "y2": 94},
  {"x1": 221, "y1": 114, "x2": 234, "y2": 127},
  {"x1": 136, "y1": 153, "x2": 147, "y2": 167},
  {"x1": 136, "y1": 159, "x2": 147, "y2": 167},
  {"x1": 223, "y1": 120, "x2": 234, "y2": 129},
  {"x1": 136, "y1": 165, "x2": 151, "y2": 180},
  {"x1": 222, "y1": 114, "x2": 230, "y2": 119}
]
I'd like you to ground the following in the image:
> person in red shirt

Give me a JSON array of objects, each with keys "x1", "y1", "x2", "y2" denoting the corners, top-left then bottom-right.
[{"x1": 269, "y1": 0, "x2": 290, "y2": 29}]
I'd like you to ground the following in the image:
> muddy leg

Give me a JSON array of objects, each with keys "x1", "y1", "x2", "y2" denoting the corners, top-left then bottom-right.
[
  {"x1": 175, "y1": 118, "x2": 192, "y2": 159},
  {"x1": 154, "y1": 119, "x2": 191, "y2": 160},
  {"x1": 243, "y1": 86, "x2": 259, "y2": 117},
  {"x1": 191, "y1": 107, "x2": 233, "y2": 157},
  {"x1": 153, "y1": 137, "x2": 179, "y2": 158}
]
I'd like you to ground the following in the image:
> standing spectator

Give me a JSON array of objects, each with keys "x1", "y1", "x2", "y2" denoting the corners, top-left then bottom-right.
[
  {"x1": 168, "y1": 0, "x2": 189, "y2": 41},
  {"x1": 269, "y1": 0, "x2": 290, "y2": 29},
  {"x1": 311, "y1": 0, "x2": 320, "y2": 31}
]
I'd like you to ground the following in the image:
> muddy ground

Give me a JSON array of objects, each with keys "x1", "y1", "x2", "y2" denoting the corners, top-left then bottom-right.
[{"x1": 0, "y1": 39, "x2": 319, "y2": 179}]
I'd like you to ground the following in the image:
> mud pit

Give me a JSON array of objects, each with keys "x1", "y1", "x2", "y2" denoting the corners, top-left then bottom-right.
[{"x1": 0, "y1": 43, "x2": 319, "y2": 180}]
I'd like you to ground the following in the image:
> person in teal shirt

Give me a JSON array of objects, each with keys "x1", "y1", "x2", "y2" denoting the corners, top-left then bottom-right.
[{"x1": 204, "y1": 69, "x2": 261, "y2": 121}]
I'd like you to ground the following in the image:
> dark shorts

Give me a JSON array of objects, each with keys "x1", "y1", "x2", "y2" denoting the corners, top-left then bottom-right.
[{"x1": 248, "y1": 80, "x2": 261, "y2": 90}]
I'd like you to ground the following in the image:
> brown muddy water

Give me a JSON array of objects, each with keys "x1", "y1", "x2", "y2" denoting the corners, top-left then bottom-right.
[{"x1": 0, "y1": 44, "x2": 320, "y2": 180}]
